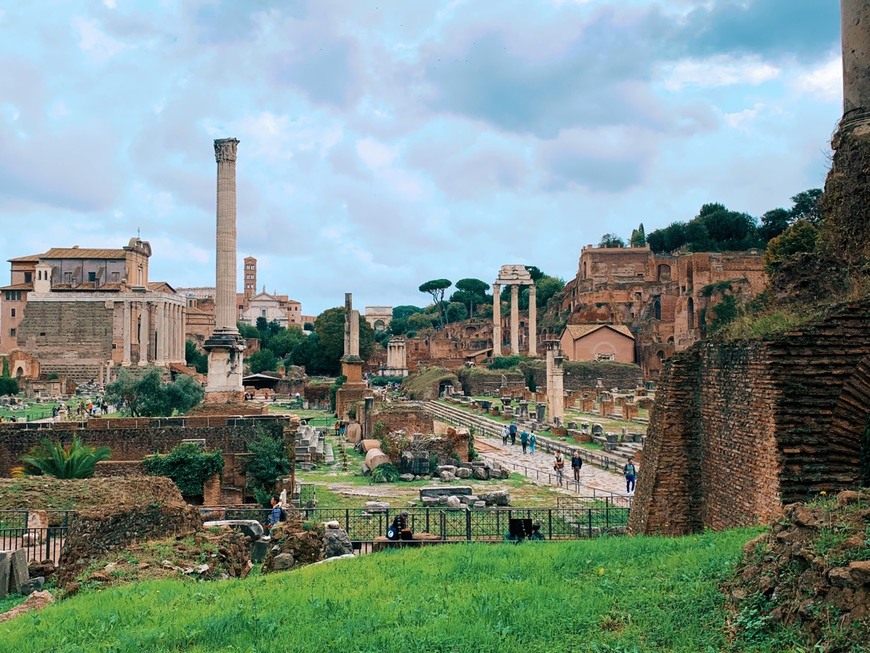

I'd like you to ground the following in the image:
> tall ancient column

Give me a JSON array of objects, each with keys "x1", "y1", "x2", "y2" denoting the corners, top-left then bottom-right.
[
  {"x1": 492, "y1": 283, "x2": 502, "y2": 357},
  {"x1": 842, "y1": 0, "x2": 870, "y2": 127},
  {"x1": 156, "y1": 302, "x2": 165, "y2": 362},
  {"x1": 510, "y1": 284, "x2": 520, "y2": 355},
  {"x1": 214, "y1": 138, "x2": 240, "y2": 332},
  {"x1": 204, "y1": 138, "x2": 245, "y2": 400},
  {"x1": 528, "y1": 284, "x2": 537, "y2": 356}
]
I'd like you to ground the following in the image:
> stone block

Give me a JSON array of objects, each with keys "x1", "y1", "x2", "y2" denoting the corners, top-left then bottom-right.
[
  {"x1": 19, "y1": 576, "x2": 44, "y2": 596},
  {"x1": 9, "y1": 549, "x2": 29, "y2": 594},
  {"x1": 419, "y1": 486, "x2": 473, "y2": 499},
  {"x1": 0, "y1": 551, "x2": 10, "y2": 598}
]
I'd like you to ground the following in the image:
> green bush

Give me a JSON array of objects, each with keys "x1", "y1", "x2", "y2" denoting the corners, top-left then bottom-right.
[
  {"x1": 488, "y1": 355, "x2": 522, "y2": 370},
  {"x1": 244, "y1": 428, "x2": 291, "y2": 504},
  {"x1": 369, "y1": 376, "x2": 404, "y2": 387},
  {"x1": 0, "y1": 377, "x2": 19, "y2": 396},
  {"x1": 370, "y1": 463, "x2": 400, "y2": 483},
  {"x1": 143, "y1": 443, "x2": 224, "y2": 497},
  {"x1": 20, "y1": 437, "x2": 111, "y2": 479}
]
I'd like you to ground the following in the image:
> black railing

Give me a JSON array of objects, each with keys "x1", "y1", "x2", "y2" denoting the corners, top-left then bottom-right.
[{"x1": 0, "y1": 510, "x2": 73, "y2": 562}]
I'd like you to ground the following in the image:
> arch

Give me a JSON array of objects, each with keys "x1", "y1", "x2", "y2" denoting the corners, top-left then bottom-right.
[
  {"x1": 373, "y1": 319, "x2": 386, "y2": 332},
  {"x1": 653, "y1": 299, "x2": 661, "y2": 320},
  {"x1": 667, "y1": 336, "x2": 675, "y2": 345},
  {"x1": 687, "y1": 297, "x2": 695, "y2": 330},
  {"x1": 657, "y1": 264, "x2": 671, "y2": 282},
  {"x1": 14, "y1": 366, "x2": 24, "y2": 378},
  {"x1": 656, "y1": 350, "x2": 665, "y2": 361}
]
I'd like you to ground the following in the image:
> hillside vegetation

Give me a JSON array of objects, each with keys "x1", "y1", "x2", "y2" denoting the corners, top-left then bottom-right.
[{"x1": 0, "y1": 528, "x2": 786, "y2": 653}]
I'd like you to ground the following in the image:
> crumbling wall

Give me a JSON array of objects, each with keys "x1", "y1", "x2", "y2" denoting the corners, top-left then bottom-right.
[{"x1": 630, "y1": 298, "x2": 870, "y2": 535}]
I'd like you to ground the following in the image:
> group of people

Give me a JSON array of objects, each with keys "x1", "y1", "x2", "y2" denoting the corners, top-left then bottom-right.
[{"x1": 501, "y1": 423, "x2": 537, "y2": 454}]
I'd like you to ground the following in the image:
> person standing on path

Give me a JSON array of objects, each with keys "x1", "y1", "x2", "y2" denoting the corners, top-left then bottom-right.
[
  {"x1": 571, "y1": 450, "x2": 583, "y2": 482},
  {"x1": 520, "y1": 429, "x2": 529, "y2": 454},
  {"x1": 509, "y1": 422, "x2": 517, "y2": 446},
  {"x1": 502, "y1": 424, "x2": 509, "y2": 446},
  {"x1": 623, "y1": 457, "x2": 637, "y2": 494},
  {"x1": 553, "y1": 451, "x2": 565, "y2": 486},
  {"x1": 529, "y1": 431, "x2": 537, "y2": 454}
]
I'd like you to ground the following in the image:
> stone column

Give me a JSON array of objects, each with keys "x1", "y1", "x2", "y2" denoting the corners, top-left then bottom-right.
[
  {"x1": 528, "y1": 284, "x2": 537, "y2": 357},
  {"x1": 842, "y1": 0, "x2": 870, "y2": 127},
  {"x1": 122, "y1": 300, "x2": 131, "y2": 365},
  {"x1": 492, "y1": 283, "x2": 501, "y2": 357},
  {"x1": 545, "y1": 340, "x2": 564, "y2": 423},
  {"x1": 343, "y1": 293, "x2": 353, "y2": 356},
  {"x1": 139, "y1": 301, "x2": 150, "y2": 366},
  {"x1": 214, "y1": 138, "x2": 240, "y2": 333},
  {"x1": 350, "y1": 310, "x2": 360, "y2": 358},
  {"x1": 156, "y1": 302, "x2": 165, "y2": 363},
  {"x1": 204, "y1": 137, "x2": 245, "y2": 400},
  {"x1": 510, "y1": 284, "x2": 519, "y2": 355}
]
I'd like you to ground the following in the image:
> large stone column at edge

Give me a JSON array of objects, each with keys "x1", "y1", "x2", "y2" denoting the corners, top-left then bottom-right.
[
  {"x1": 214, "y1": 138, "x2": 240, "y2": 333},
  {"x1": 842, "y1": 0, "x2": 870, "y2": 126},
  {"x1": 510, "y1": 284, "x2": 520, "y2": 355},
  {"x1": 492, "y1": 283, "x2": 501, "y2": 357},
  {"x1": 528, "y1": 284, "x2": 537, "y2": 356}
]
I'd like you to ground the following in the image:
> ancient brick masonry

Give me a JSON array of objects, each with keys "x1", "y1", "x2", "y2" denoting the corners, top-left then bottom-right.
[{"x1": 630, "y1": 298, "x2": 870, "y2": 535}]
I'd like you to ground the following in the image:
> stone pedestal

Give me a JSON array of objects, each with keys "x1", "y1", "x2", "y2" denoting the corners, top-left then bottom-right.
[{"x1": 204, "y1": 330, "x2": 245, "y2": 403}]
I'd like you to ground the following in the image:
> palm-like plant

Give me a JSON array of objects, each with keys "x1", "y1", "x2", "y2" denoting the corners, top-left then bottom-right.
[{"x1": 20, "y1": 437, "x2": 111, "y2": 479}]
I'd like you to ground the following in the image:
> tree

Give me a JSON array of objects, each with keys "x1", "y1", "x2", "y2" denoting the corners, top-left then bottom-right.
[
  {"x1": 0, "y1": 377, "x2": 18, "y2": 396},
  {"x1": 105, "y1": 367, "x2": 203, "y2": 417},
  {"x1": 764, "y1": 220, "x2": 818, "y2": 268},
  {"x1": 790, "y1": 188, "x2": 823, "y2": 225},
  {"x1": 142, "y1": 442, "x2": 223, "y2": 497},
  {"x1": 534, "y1": 276, "x2": 565, "y2": 309},
  {"x1": 418, "y1": 279, "x2": 452, "y2": 328},
  {"x1": 244, "y1": 428, "x2": 292, "y2": 506},
  {"x1": 451, "y1": 278, "x2": 490, "y2": 317},
  {"x1": 445, "y1": 301, "x2": 468, "y2": 323},
  {"x1": 265, "y1": 328, "x2": 306, "y2": 359},
  {"x1": 20, "y1": 437, "x2": 111, "y2": 479},
  {"x1": 630, "y1": 223, "x2": 646, "y2": 247},
  {"x1": 407, "y1": 312, "x2": 437, "y2": 331},
  {"x1": 759, "y1": 208, "x2": 792, "y2": 242},
  {"x1": 599, "y1": 233, "x2": 625, "y2": 248},
  {"x1": 237, "y1": 322, "x2": 259, "y2": 339},
  {"x1": 247, "y1": 349, "x2": 279, "y2": 374},
  {"x1": 185, "y1": 340, "x2": 208, "y2": 374},
  {"x1": 308, "y1": 307, "x2": 375, "y2": 375}
]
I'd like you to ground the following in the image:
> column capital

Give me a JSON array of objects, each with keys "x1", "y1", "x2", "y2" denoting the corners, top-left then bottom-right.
[{"x1": 214, "y1": 138, "x2": 239, "y2": 163}]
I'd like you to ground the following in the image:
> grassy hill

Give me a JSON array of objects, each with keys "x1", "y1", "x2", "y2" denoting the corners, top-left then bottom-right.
[{"x1": 0, "y1": 527, "x2": 807, "y2": 653}]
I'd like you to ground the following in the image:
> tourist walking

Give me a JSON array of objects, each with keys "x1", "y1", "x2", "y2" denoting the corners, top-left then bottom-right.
[
  {"x1": 509, "y1": 423, "x2": 517, "y2": 445},
  {"x1": 571, "y1": 450, "x2": 583, "y2": 482},
  {"x1": 623, "y1": 457, "x2": 637, "y2": 494},
  {"x1": 502, "y1": 424, "x2": 509, "y2": 446},
  {"x1": 553, "y1": 451, "x2": 565, "y2": 486},
  {"x1": 529, "y1": 431, "x2": 536, "y2": 454},
  {"x1": 520, "y1": 429, "x2": 529, "y2": 454}
]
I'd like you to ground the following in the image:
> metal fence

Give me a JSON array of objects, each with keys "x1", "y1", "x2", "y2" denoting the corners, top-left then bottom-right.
[
  {"x1": 202, "y1": 504, "x2": 629, "y2": 549},
  {"x1": 0, "y1": 510, "x2": 72, "y2": 563}
]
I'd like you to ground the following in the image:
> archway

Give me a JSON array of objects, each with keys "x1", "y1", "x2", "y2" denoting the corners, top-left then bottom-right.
[
  {"x1": 687, "y1": 297, "x2": 695, "y2": 330},
  {"x1": 828, "y1": 355, "x2": 870, "y2": 488}
]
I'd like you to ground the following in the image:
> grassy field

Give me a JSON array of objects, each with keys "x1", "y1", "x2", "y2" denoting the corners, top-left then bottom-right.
[{"x1": 0, "y1": 527, "x2": 803, "y2": 652}]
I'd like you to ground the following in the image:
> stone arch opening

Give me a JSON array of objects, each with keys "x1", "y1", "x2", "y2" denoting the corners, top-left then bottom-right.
[
  {"x1": 373, "y1": 320, "x2": 385, "y2": 332},
  {"x1": 653, "y1": 299, "x2": 661, "y2": 320},
  {"x1": 657, "y1": 264, "x2": 671, "y2": 282},
  {"x1": 827, "y1": 355, "x2": 870, "y2": 488},
  {"x1": 656, "y1": 350, "x2": 665, "y2": 361},
  {"x1": 14, "y1": 366, "x2": 24, "y2": 378}
]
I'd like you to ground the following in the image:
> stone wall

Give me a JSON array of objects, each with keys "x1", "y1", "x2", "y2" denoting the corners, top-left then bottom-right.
[
  {"x1": 0, "y1": 415, "x2": 288, "y2": 478},
  {"x1": 371, "y1": 405, "x2": 434, "y2": 436},
  {"x1": 630, "y1": 298, "x2": 870, "y2": 535}
]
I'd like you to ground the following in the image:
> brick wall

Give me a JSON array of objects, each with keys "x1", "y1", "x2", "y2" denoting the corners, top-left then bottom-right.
[
  {"x1": 0, "y1": 415, "x2": 288, "y2": 477},
  {"x1": 370, "y1": 405, "x2": 434, "y2": 436},
  {"x1": 630, "y1": 298, "x2": 870, "y2": 535}
]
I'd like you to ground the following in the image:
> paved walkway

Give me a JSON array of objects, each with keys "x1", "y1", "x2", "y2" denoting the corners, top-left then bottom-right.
[{"x1": 475, "y1": 433, "x2": 629, "y2": 498}]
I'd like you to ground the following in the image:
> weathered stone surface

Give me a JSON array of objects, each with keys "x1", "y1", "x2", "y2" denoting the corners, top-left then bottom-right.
[
  {"x1": 437, "y1": 465, "x2": 457, "y2": 475},
  {"x1": 19, "y1": 577, "x2": 44, "y2": 595},
  {"x1": 419, "y1": 486, "x2": 472, "y2": 499},
  {"x1": 472, "y1": 467, "x2": 488, "y2": 480},
  {"x1": 365, "y1": 501, "x2": 390, "y2": 511},
  {"x1": 272, "y1": 553, "x2": 295, "y2": 571},
  {"x1": 849, "y1": 560, "x2": 870, "y2": 584},
  {"x1": 446, "y1": 496, "x2": 462, "y2": 509},
  {"x1": 455, "y1": 468, "x2": 472, "y2": 479},
  {"x1": 439, "y1": 471, "x2": 455, "y2": 482},
  {"x1": 399, "y1": 474, "x2": 416, "y2": 482},
  {"x1": 0, "y1": 590, "x2": 53, "y2": 624},
  {"x1": 324, "y1": 528, "x2": 353, "y2": 558},
  {"x1": 9, "y1": 549, "x2": 28, "y2": 594},
  {"x1": 479, "y1": 490, "x2": 510, "y2": 506},
  {"x1": 0, "y1": 552, "x2": 10, "y2": 598}
]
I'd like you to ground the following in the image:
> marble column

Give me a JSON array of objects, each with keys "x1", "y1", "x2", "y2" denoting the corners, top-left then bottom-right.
[
  {"x1": 510, "y1": 284, "x2": 519, "y2": 355},
  {"x1": 204, "y1": 137, "x2": 245, "y2": 399},
  {"x1": 122, "y1": 300, "x2": 131, "y2": 365},
  {"x1": 492, "y1": 283, "x2": 501, "y2": 357},
  {"x1": 528, "y1": 284, "x2": 537, "y2": 356},
  {"x1": 842, "y1": 0, "x2": 870, "y2": 127},
  {"x1": 545, "y1": 340, "x2": 565, "y2": 423},
  {"x1": 139, "y1": 301, "x2": 151, "y2": 366},
  {"x1": 214, "y1": 138, "x2": 240, "y2": 332},
  {"x1": 156, "y1": 302, "x2": 165, "y2": 362}
]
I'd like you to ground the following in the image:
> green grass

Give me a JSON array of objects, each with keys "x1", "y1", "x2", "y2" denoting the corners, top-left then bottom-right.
[{"x1": 0, "y1": 528, "x2": 788, "y2": 653}]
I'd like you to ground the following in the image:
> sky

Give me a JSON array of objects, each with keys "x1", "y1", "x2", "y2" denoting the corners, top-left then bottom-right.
[{"x1": 0, "y1": 0, "x2": 843, "y2": 316}]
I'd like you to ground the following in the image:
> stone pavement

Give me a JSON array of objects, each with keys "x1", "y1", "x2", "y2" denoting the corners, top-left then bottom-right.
[{"x1": 475, "y1": 433, "x2": 630, "y2": 498}]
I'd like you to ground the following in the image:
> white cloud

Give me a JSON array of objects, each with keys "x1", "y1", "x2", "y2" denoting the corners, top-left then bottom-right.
[
  {"x1": 723, "y1": 103, "x2": 766, "y2": 131},
  {"x1": 356, "y1": 138, "x2": 397, "y2": 170},
  {"x1": 72, "y1": 17, "x2": 127, "y2": 61},
  {"x1": 662, "y1": 56, "x2": 780, "y2": 90},
  {"x1": 103, "y1": 0, "x2": 117, "y2": 8},
  {"x1": 794, "y1": 57, "x2": 841, "y2": 100}
]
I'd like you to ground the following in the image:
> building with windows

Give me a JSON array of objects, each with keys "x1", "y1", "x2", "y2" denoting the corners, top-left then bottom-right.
[{"x1": 2, "y1": 238, "x2": 186, "y2": 384}]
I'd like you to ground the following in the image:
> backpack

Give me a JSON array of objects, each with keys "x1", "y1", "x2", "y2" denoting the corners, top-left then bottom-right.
[
  {"x1": 279, "y1": 507, "x2": 288, "y2": 522},
  {"x1": 386, "y1": 525, "x2": 398, "y2": 540}
]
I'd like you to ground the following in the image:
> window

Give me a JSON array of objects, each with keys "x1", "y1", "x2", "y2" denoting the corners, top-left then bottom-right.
[
  {"x1": 24, "y1": 272, "x2": 32, "y2": 283},
  {"x1": 10, "y1": 308, "x2": 15, "y2": 318},
  {"x1": 88, "y1": 272, "x2": 96, "y2": 282},
  {"x1": 261, "y1": 309, "x2": 267, "y2": 317},
  {"x1": 9, "y1": 328, "x2": 15, "y2": 337}
]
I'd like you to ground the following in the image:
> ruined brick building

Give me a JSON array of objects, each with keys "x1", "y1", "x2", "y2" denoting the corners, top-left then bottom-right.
[{"x1": 552, "y1": 244, "x2": 767, "y2": 377}]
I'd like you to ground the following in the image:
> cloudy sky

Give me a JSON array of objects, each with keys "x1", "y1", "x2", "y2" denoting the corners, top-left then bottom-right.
[{"x1": 0, "y1": 0, "x2": 842, "y2": 316}]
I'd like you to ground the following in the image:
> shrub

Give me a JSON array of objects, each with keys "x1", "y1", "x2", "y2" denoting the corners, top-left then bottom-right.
[
  {"x1": 488, "y1": 356, "x2": 522, "y2": 370},
  {"x1": 0, "y1": 377, "x2": 19, "y2": 396},
  {"x1": 143, "y1": 443, "x2": 224, "y2": 497},
  {"x1": 244, "y1": 428, "x2": 291, "y2": 504},
  {"x1": 370, "y1": 464, "x2": 400, "y2": 483},
  {"x1": 20, "y1": 437, "x2": 111, "y2": 479}
]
